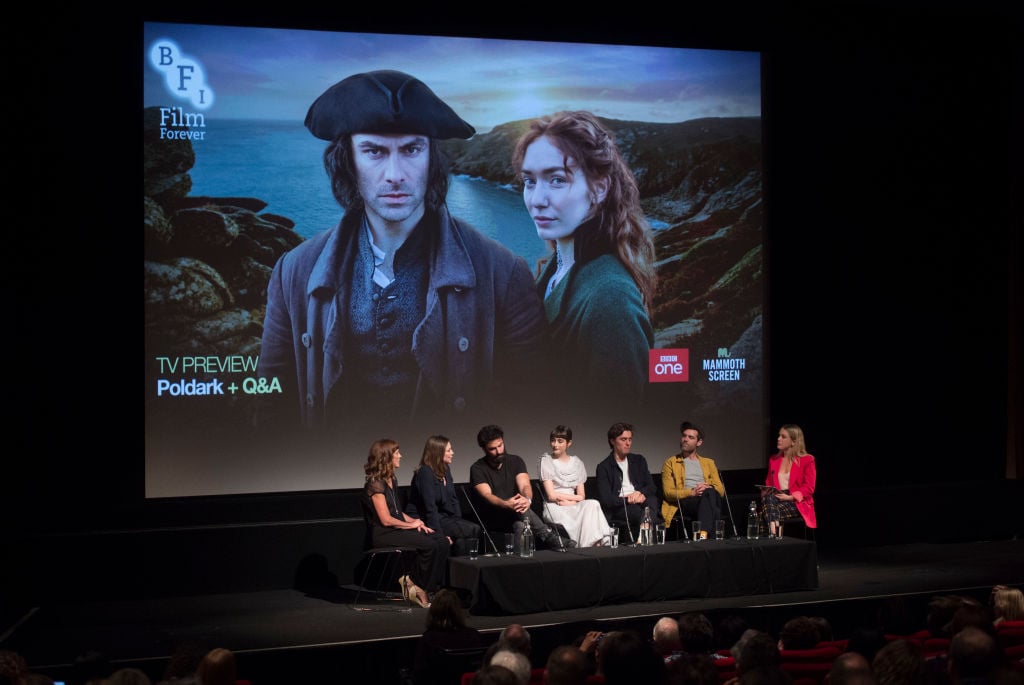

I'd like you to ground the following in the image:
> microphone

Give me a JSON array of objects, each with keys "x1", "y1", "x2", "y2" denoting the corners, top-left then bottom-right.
[
  {"x1": 621, "y1": 493, "x2": 635, "y2": 545},
  {"x1": 720, "y1": 477, "x2": 739, "y2": 537},
  {"x1": 461, "y1": 485, "x2": 502, "y2": 556},
  {"x1": 538, "y1": 455, "x2": 566, "y2": 552},
  {"x1": 675, "y1": 490, "x2": 687, "y2": 541}
]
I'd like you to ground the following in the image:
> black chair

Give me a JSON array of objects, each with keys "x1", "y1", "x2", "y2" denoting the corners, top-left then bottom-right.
[{"x1": 352, "y1": 497, "x2": 416, "y2": 611}]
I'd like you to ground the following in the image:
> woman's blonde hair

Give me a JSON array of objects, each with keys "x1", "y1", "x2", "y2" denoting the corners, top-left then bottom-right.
[{"x1": 780, "y1": 424, "x2": 809, "y2": 459}]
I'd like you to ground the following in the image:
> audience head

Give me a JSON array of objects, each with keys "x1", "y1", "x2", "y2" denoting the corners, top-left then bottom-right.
[
  {"x1": 992, "y1": 587, "x2": 1024, "y2": 622},
  {"x1": 827, "y1": 652, "x2": 877, "y2": 685},
  {"x1": 715, "y1": 614, "x2": 751, "y2": 652},
  {"x1": 678, "y1": 612, "x2": 715, "y2": 655},
  {"x1": 196, "y1": 647, "x2": 236, "y2": 685},
  {"x1": 107, "y1": 668, "x2": 153, "y2": 685},
  {"x1": 779, "y1": 616, "x2": 822, "y2": 651},
  {"x1": 497, "y1": 623, "x2": 532, "y2": 656},
  {"x1": 666, "y1": 652, "x2": 718, "y2": 685},
  {"x1": 736, "y1": 631, "x2": 781, "y2": 675},
  {"x1": 949, "y1": 602, "x2": 997, "y2": 637},
  {"x1": 927, "y1": 595, "x2": 965, "y2": 638},
  {"x1": 652, "y1": 616, "x2": 682, "y2": 656},
  {"x1": 425, "y1": 588, "x2": 469, "y2": 631},
  {"x1": 0, "y1": 651, "x2": 29, "y2": 684},
  {"x1": 489, "y1": 650, "x2": 531, "y2": 685},
  {"x1": 845, "y1": 627, "x2": 888, "y2": 664},
  {"x1": 597, "y1": 630, "x2": 666, "y2": 684},
  {"x1": 545, "y1": 645, "x2": 589, "y2": 685},
  {"x1": 810, "y1": 616, "x2": 834, "y2": 643},
  {"x1": 871, "y1": 639, "x2": 924, "y2": 685},
  {"x1": 948, "y1": 626, "x2": 1003, "y2": 683},
  {"x1": 474, "y1": 664, "x2": 521, "y2": 685}
]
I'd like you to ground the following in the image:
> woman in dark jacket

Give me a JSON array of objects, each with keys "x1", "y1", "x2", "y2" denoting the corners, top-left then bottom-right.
[{"x1": 409, "y1": 435, "x2": 481, "y2": 557}]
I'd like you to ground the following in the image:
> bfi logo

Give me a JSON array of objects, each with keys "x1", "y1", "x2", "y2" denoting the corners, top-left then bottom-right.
[{"x1": 648, "y1": 349, "x2": 689, "y2": 383}]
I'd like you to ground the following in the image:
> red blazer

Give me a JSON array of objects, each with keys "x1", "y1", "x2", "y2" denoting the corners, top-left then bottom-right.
[{"x1": 766, "y1": 453, "x2": 817, "y2": 528}]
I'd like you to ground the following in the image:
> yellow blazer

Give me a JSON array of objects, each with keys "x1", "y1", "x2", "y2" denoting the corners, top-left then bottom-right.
[{"x1": 660, "y1": 453, "x2": 725, "y2": 528}]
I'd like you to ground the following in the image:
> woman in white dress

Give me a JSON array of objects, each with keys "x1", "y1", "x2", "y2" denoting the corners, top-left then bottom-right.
[{"x1": 539, "y1": 425, "x2": 611, "y2": 547}]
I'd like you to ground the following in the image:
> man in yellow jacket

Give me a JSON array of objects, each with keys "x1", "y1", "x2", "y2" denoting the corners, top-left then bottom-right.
[{"x1": 661, "y1": 421, "x2": 725, "y2": 540}]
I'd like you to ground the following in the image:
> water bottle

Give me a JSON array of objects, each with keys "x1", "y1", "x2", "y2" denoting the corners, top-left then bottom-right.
[
  {"x1": 746, "y1": 501, "x2": 759, "y2": 540},
  {"x1": 519, "y1": 516, "x2": 534, "y2": 558},
  {"x1": 640, "y1": 506, "x2": 653, "y2": 546}
]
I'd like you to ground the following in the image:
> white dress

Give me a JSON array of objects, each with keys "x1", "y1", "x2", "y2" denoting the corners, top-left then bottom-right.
[{"x1": 539, "y1": 454, "x2": 610, "y2": 547}]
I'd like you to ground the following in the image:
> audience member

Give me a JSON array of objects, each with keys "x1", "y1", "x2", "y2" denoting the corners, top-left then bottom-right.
[
  {"x1": 107, "y1": 668, "x2": 154, "y2": 685},
  {"x1": 846, "y1": 627, "x2": 889, "y2": 664},
  {"x1": 0, "y1": 651, "x2": 30, "y2": 684},
  {"x1": 473, "y1": 664, "x2": 521, "y2": 685},
  {"x1": 871, "y1": 639, "x2": 925, "y2": 685},
  {"x1": 679, "y1": 612, "x2": 716, "y2": 656},
  {"x1": 827, "y1": 652, "x2": 877, "y2": 685},
  {"x1": 947, "y1": 626, "x2": 1006, "y2": 685},
  {"x1": 545, "y1": 645, "x2": 590, "y2": 685},
  {"x1": 950, "y1": 604, "x2": 998, "y2": 638},
  {"x1": 992, "y1": 586, "x2": 1024, "y2": 625},
  {"x1": 736, "y1": 631, "x2": 782, "y2": 674},
  {"x1": 485, "y1": 623, "x2": 533, "y2": 665},
  {"x1": 811, "y1": 616, "x2": 835, "y2": 643},
  {"x1": 929, "y1": 596, "x2": 970, "y2": 638},
  {"x1": 653, "y1": 616, "x2": 683, "y2": 660},
  {"x1": 413, "y1": 588, "x2": 486, "y2": 685},
  {"x1": 666, "y1": 652, "x2": 719, "y2": 685},
  {"x1": 778, "y1": 616, "x2": 822, "y2": 651},
  {"x1": 715, "y1": 615, "x2": 752, "y2": 654},
  {"x1": 490, "y1": 650, "x2": 531, "y2": 685},
  {"x1": 596, "y1": 630, "x2": 666, "y2": 684},
  {"x1": 196, "y1": 647, "x2": 237, "y2": 685}
]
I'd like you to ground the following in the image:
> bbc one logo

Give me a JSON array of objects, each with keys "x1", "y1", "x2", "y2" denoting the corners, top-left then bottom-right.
[
  {"x1": 648, "y1": 349, "x2": 688, "y2": 383},
  {"x1": 148, "y1": 38, "x2": 214, "y2": 141}
]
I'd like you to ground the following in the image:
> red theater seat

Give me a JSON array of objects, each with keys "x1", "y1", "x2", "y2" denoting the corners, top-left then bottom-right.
[
  {"x1": 922, "y1": 637, "x2": 951, "y2": 657},
  {"x1": 779, "y1": 646, "x2": 841, "y2": 685}
]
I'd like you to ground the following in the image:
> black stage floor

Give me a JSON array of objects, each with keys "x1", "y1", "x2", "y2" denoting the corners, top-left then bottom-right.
[{"x1": 5, "y1": 538, "x2": 1023, "y2": 684}]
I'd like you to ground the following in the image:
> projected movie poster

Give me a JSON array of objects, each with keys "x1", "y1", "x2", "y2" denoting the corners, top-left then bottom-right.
[{"x1": 143, "y1": 22, "x2": 765, "y2": 498}]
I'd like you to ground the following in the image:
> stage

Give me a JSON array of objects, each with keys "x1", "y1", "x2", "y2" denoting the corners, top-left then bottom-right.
[
  {"x1": 449, "y1": 537, "x2": 818, "y2": 615},
  {"x1": 4, "y1": 539, "x2": 1022, "y2": 685}
]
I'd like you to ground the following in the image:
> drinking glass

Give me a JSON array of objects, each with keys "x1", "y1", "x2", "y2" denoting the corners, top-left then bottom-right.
[
  {"x1": 504, "y1": 533, "x2": 515, "y2": 556},
  {"x1": 691, "y1": 520, "x2": 702, "y2": 542}
]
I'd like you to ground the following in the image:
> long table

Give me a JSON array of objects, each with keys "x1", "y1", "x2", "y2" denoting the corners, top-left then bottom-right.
[{"x1": 449, "y1": 537, "x2": 818, "y2": 615}]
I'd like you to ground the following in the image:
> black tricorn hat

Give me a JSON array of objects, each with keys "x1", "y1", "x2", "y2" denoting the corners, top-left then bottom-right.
[{"x1": 305, "y1": 70, "x2": 475, "y2": 141}]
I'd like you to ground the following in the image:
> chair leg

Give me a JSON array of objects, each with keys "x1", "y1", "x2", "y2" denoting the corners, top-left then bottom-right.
[{"x1": 351, "y1": 548, "x2": 414, "y2": 611}]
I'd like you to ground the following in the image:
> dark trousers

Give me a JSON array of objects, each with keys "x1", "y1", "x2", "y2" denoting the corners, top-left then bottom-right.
[
  {"x1": 678, "y1": 489, "x2": 723, "y2": 535},
  {"x1": 440, "y1": 516, "x2": 482, "y2": 557},
  {"x1": 372, "y1": 526, "x2": 450, "y2": 593}
]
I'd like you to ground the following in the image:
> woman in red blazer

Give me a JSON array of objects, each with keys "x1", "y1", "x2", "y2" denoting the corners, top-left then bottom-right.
[{"x1": 762, "y1": 424, "x2": 817, "y2": 535}]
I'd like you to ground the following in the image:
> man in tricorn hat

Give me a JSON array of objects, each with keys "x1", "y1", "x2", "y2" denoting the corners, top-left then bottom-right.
[{"x1": 256, "y1": 70, "x2": 547, "y2": 437}]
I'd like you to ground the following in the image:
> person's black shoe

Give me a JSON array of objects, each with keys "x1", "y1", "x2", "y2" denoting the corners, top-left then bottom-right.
[{"x1": 538, "y1": 528, "x2": 576, "y2": 550}]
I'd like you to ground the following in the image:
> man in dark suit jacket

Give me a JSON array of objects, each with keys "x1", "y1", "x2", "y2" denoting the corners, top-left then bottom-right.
[{"x1": 595, "y1": 421, "x2": 661, "y2": 543}]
